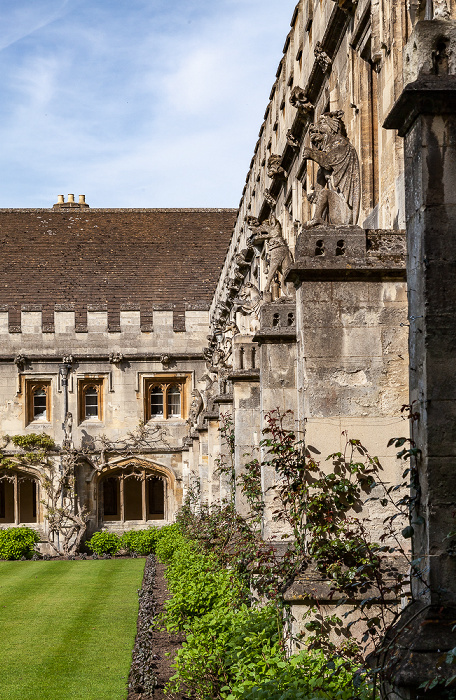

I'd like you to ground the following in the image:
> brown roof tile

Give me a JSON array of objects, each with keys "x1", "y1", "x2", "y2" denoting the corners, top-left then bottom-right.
[{"x1": 0, "y1": 209, "x2": 235, "y2": 327}]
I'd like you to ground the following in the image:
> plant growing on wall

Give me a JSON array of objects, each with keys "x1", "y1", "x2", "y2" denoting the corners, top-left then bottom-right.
[
  {"x1": 0, "y1": 433, "x2": 90, "y2": 556},
  {"x1": 178, "y1": 409, "x2": 414, "y2": 680}
]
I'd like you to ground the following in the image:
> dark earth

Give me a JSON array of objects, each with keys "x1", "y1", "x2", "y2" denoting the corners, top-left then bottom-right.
[{"x1": 128, "y1": 558, "x2": 186, "y2": 700}]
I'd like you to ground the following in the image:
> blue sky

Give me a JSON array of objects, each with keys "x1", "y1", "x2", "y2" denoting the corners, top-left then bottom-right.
[{"x1": 0, "y1": 0, "x2": 296, "y2": 208}]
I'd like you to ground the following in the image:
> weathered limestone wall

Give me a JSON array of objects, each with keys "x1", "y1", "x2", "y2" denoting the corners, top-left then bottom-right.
[{"x1": 0, "y1": 307, "x2": 211, "y2": 535}]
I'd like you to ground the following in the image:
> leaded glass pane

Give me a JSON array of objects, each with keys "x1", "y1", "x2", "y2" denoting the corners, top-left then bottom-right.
[
  {"x1": 33, "y1": 389, "x2": 47, "y2": 420},
  {"x1": 150, "y1": 387, "x2": 164, "y2": 416},
  {"x1": 85, "y1": 387, "x2": 99, "y2": 418},
  {"x1": 167, "y1": 386, "x2": 181, "y2": 417}
]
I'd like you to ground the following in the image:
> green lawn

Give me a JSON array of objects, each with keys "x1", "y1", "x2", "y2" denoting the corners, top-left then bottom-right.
[{"x1": 0, "y1": 559, "x2": 146, "y2": 700}]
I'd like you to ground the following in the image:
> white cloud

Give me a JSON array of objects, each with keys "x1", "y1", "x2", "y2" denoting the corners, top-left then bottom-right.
[{"x1": 0, "y1": 0, "x2": 296, "y2": 208}]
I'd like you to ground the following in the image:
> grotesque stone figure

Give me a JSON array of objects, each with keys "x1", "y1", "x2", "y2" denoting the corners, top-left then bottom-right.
[
  {"x1": 289, "y1": 86, "x2": 314, "y2": 113},
  {"x1": 247, "y1": 215, "x2": 294, "y2": 294},
  {"x1": 234, "y1": 282, "x2": 262, "y2": 333},
  {"x1": 63, "y1": 411, "x2": 73, "y2": 450},
  {"x1": 188, "y1": 389, "x2": 203, "y2": 428},
  {"x1": 267, "y1": 155, "x2": 287, "y2": 179},
  {"x1": 314, "y1": 42, "x2": 332, "y2": 72},
  {"x1": 302, "y1": 110, "x2": 360, "y2": 227}
]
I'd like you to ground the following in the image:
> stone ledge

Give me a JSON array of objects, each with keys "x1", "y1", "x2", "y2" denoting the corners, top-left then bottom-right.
[
  {"x1": 384, "y1": 76, "x2": 456, "y2": 136},
  {"x1": 253, "y1": 328, "x2": 296, "y2": 343},
  {"x1": 285, "y1": 265, "x2": 406, "y2": 284},
  {"x1": 227, "y1": 369, "x2": 261, "y2": 381}
]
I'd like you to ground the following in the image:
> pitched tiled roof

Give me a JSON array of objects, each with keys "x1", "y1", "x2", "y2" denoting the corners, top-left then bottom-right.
[{"x1": 0, "y1": 208, "x2": 236, "y2": 331}]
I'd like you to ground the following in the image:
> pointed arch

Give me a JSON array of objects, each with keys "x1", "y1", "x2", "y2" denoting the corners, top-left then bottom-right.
[
  {"x1": 95, "y1": 457, "x2": 175, "y2": 527},
  {"x1": 0, "y1": 466, "x2": 41, "y2": 525}
]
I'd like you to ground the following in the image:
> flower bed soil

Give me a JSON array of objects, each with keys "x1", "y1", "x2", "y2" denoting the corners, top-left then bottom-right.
[{"x1": 128, "y1": 556, "x2": 186, "y2": 700}]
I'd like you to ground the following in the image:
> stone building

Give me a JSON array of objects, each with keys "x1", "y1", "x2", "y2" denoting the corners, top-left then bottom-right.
[
  {"x1": 193, "y1": 0, "x2": 413, "y2": 539},
  {"x1": 2, "y1": 3, "x2": 456, "y2": 690},
  {"x1": 0, "y1": 206, "x2": 235, "y2": 542}
]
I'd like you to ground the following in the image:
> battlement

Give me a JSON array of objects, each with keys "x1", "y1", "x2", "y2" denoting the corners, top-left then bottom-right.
[{"x1": 0, "y1": 306, "x2": 210, "y2": 357}]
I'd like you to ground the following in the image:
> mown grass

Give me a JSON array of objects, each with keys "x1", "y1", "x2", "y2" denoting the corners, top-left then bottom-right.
[{"x1": 0, "y1": 559, "x2": 146, "y2": 700}]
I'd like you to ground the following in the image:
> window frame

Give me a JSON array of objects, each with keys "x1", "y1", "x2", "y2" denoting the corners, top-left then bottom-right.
[
  {"x1": 144, "y1": 375, "x2": 190, "y2": 422},
  {"x1": 78, "y1": 378, "x2": 104, "y2": 424},
  {"x1": 25, "y1": 380, "x2": 51, "y2": 425}
]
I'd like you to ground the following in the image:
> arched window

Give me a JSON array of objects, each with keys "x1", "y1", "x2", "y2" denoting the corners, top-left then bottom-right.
[
  {"x1": 26, "y1": 380, "x2": 51, "y2": 424},
  {"x1": 84, "y1": 385, "x2": 99, "y2": 419},
  {"x1": 150, "y1": 386, "x2": 164, "y2": 417},
  {"x1": 78, "y1": 378, "x2": 103, "y2": 423},
  {"x1": 145, "y1": 379, "x2": 187, "y2": 420},
  {"x1": 33, "y1": 389, "x2": 47, "y2": 420},
  {"x1": 167, "y1": 386, "x2": 181, "y2": 417}
]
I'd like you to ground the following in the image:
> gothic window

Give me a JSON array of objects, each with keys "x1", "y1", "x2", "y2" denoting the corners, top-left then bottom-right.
[
  {"x1": 167, "y1": 386, "x2": 181, "y2": 418},
  {"x1": 150, "y1": 387, "x2": 164, "y2": 417},
  {"x1": 84, "y1": 386, "x2": 99, "y2": 419},
  {"x1": 26, "y1": 380, "x2": 51, "y2": 424},
  {"x1": 78, "y1": 378, "x2": 103, "y2": 423},
  {"x1": 144, "y1": 377, "x2": 189, "y2": 421}
]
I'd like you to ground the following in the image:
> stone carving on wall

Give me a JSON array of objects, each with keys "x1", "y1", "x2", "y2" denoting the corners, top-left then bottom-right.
[
  {"x1": 267, "y1": 155, "x2": 287, "y2": 180},
  {"x1": 289, "y1": 86, "x2": 314, "y2": 113},
  {"x1": 314, "y1": 42, "x2": 332, "y2": 73},
  {"x1": 302, "y1": 110, "x2": 360, "y2": 227},
  {"x1": 188, "y1": 389, "x2": 203, "y2": 427},
  {"x1": 247, "y1": 215, "x2": 294, "y2": 294},
  {"x1": 109, "y1": 352, "x2": 124, "y2": 365},
  {"x1": 286, "y1": 130, "x2": 301, "y2": 150},
  {"x1": 63, "y1": 412, "x2": 73, "y2": 450},
  {"x1": 234, "y1": 282, "x2": 262, "y2": 333},
  {"x1": 264, "y1": 189, "x2": 277, "y2": 208},
  {"x1": 14, "y1": 354, "x2": 26, "y2": 371},
  {"x1": 433, "y1": 0, "x2": 450, "y2": 18}
]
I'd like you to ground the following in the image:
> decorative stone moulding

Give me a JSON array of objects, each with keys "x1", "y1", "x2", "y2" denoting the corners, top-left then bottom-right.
[
  {"x1": 289, "y1": 86, "x2": 314, "y2": 113},
  {"x1": 286, "y1": 130, "x2": 301, "y2": 150},
  {"x1": 109, "y1": 352, "x2": 124, "y2": 365},
  {"x1": 264, "y1": 190, "x2": 277, "y2": 207},
  {"x1": 314, "y1": 42, "x2": 332, "y2": 73},
  {"x1": 267, "y1": 155, "x2": 287, "y2": 180}
]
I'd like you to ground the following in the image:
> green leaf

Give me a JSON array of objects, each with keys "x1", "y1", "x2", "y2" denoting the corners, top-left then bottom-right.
[{"x1": 402, "y1": 525, "x2": 414, "y2": 539}]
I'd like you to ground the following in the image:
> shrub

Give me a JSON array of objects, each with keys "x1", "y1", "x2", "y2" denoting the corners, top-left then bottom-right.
[
  {"x1": 0, "y1": 527, "x2": 40, "y2": 560},
  {"x1": 163, "y1": 527, "x2": 375, "y2": 700},
  {"x1": 154, "y1": 523, "x2": 183, "y2": 564},
  {"x1": 120, "y1": 528, "x2": 160, "y2": 555},
  {"x1": 86, "y1": 531, "x2": 121, "y2": 555}
]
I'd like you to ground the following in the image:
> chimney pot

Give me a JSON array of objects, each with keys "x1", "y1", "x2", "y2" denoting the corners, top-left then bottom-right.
[
  {"x1": 79, "y1": 195, "x2": 86, "y2": 204},
  {"x1": 68, "y1": 194, "x2": 75, "y2": 203},
  {"x1": 57, "y1": 195, "x2": 64, "y2": 204}
]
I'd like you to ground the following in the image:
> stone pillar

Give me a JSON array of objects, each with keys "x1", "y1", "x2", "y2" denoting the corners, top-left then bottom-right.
[
  {"x1": 229, "y1": 335, "x2": 261, "y2": 519},
  {"x1": 382, "y1": 19, "x2": 456, "y2": 698},
  {"x1": 254, "y1": 304, "x2": 298, "y2": 540},
  {"x1": 213, "y1": 393, "x2": 235, "y2": 503}
]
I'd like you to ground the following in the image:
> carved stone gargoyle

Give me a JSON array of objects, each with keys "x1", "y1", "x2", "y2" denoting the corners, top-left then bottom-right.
[
  {"x1": 314, "y1": 42, "x2": 332, "y2": 73},
  {"x1": 264, "y1": 189, "x2": 277, "y2": 208},
  {"x1": 246, "y1": 216, "x2": 293, "y2": 294},
  {"x1": 233, "y1": 282, "x2": 262, "y2": 333},
  {"x1": 301, "y1": 110, "x2": 360, "y2": 227},
  {"x1": 187, "y1": 389, "x2": 203, "y2": 428},
  {"x1": 289, "y1": 86, "x2": 314, "y2": 113},
  {"x1": 267, "y1": 155, "x2": 287, "y2": 180},
  {"x1": 286, "y1": 130, "x2": 300, "y2": 150}
]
